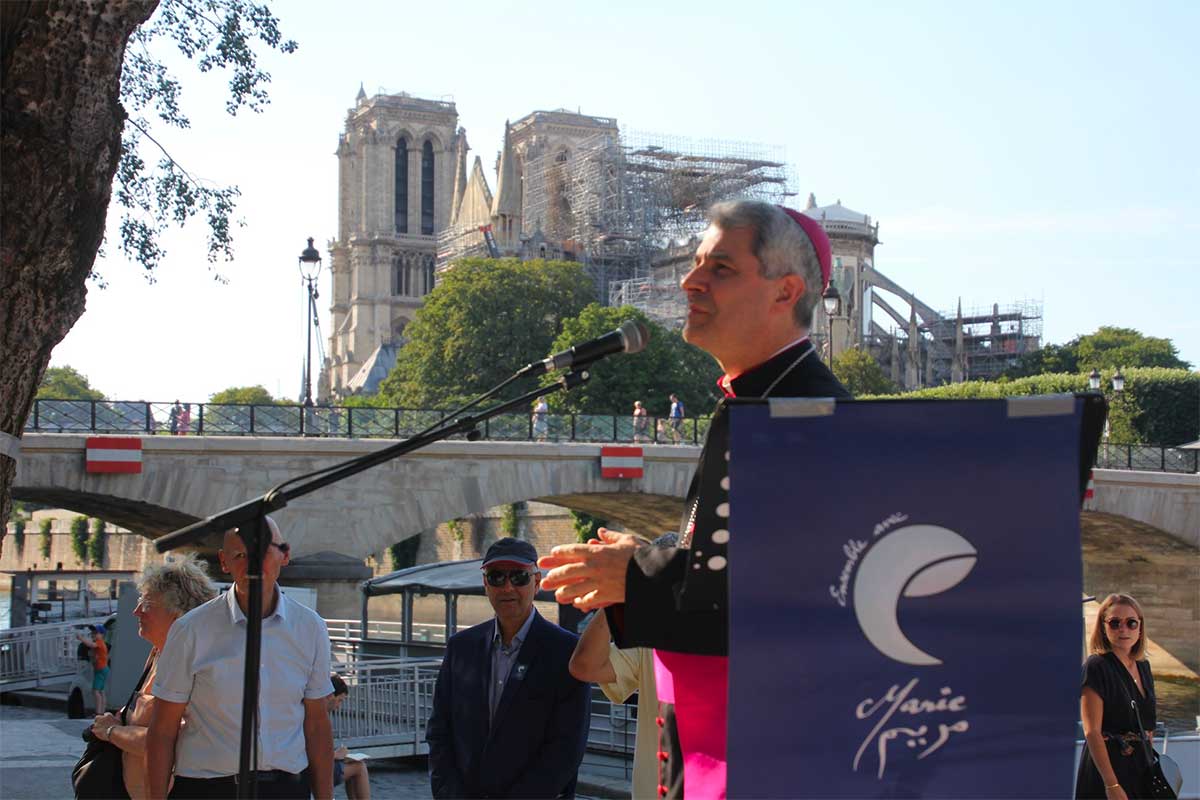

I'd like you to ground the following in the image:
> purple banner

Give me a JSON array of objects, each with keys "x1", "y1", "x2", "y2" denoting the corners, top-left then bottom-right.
[{"x1": 728, "y1": 398, "x2": 1083, "y2": 798}]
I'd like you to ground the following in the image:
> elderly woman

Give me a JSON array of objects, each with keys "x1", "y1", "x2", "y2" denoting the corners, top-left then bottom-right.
[
  {"x1": 89, "y1": 555, "x2": 217, "y2": 800},
  {"x1": 1076, "y1": 593, "x2": 1158, "y2": 800}
]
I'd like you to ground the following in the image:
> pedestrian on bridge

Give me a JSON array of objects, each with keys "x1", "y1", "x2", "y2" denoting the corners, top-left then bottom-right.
[{"x1": 632, "y1": 400, "x2": 649, "y2": 442}]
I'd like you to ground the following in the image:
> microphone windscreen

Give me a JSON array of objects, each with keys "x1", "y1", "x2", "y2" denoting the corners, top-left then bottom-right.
[{"x1": 619, "y1": 320, "x2": 650, "y2": 354}]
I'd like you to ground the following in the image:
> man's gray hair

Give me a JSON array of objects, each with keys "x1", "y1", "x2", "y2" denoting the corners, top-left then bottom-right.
[
  {"x1": 707, "y1": 200, "x2": 822, "y2": 328},
  {"x1": 137, "y1": 553, "x2": 218, "y2": 618}
]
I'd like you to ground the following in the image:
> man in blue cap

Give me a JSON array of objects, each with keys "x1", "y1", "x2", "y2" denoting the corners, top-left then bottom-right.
[{"x1": 426, "y1": 538, "x2": 590, "y2": 798}]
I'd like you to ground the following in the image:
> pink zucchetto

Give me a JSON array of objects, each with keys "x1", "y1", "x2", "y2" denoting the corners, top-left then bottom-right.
[{"x1": 778, "y1": 206, "x2": 832, "y2": 290}]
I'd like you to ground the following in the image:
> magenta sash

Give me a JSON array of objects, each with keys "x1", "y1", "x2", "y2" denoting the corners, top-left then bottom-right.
[{"x1": 654, "y1": 650, "x2": 728, "y2": 799}]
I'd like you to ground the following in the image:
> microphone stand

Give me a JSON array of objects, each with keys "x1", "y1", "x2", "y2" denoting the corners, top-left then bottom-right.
[{"x1": 154, "y1": 369, "x2": 591, "y2": 797}]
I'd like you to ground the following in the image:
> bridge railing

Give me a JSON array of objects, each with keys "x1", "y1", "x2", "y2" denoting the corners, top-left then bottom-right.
[
  {"x1": 25, "y1": 398, "x2": 712, "y2": 445},
  {"x1": 26, "y1": 398, "x2": 1196, "y2": 470},
  {"x1": 1095, "y1": 444, "x2": 1198, "y2": 473}
]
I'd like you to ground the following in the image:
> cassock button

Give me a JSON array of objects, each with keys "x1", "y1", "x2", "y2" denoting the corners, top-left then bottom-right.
[
  {"x1": 658, "y1": 785, "x2": 668, "y2": 797},
  {"x1": 656, "y1": 716, "x2": 665, "y2": 727},
  {"x1": 657, "y1": 750, "x2": 669, "y2": 761}
]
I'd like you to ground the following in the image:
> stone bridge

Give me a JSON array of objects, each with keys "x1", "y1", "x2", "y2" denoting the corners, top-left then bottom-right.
[
  {"x1": 12, "y1": 434, "x2": 698, "y2": 558},
  {"x1": 12, "y1": 434, "x2": 1197, "y2": 556}
]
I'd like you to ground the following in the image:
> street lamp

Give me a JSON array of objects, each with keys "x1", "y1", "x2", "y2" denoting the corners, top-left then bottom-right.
[
  {"x1": 822, "y1": 284, "x2": 841, "y2": 361},
  {"x1": 298, "y1": 237, "x2": 322, "y2": 408},
  {"x1": 1102, "y1": 367, "x2": 1126, "y2": 466},
  {"x1": 1088, "y1": 368, "x2": 1101, "y2": 391}
]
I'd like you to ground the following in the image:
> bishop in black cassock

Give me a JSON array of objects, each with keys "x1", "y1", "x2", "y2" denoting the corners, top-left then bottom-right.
[{"x1": 541, "y1": 201, "x2": 849, "y2": 799}]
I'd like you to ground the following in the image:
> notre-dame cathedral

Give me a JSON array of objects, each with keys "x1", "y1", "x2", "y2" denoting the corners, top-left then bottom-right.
[{"x1": 321, "y1": 87, "x2": 1042, "y2": 401}]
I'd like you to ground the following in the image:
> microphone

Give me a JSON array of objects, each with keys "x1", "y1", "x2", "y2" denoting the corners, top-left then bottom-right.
[{"x1": 519, "y1": 320, "x2": 649, "y2": 377}]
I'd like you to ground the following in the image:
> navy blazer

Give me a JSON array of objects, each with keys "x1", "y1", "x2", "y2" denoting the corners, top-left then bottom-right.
[{"x1": 426, "y1": 611, "x2": 590, "y2": 798}]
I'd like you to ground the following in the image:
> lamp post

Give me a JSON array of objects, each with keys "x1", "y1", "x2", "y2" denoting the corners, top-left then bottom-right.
[
  {"x1": 298, "y1": 237, "x2": 322, "y2": 409},
  {"x1": 1097, "y1": 367, "x2": 1125, "y2": 466},
  {"x1": 822, "y1": 284, "x2": 842, "y2": 362}
]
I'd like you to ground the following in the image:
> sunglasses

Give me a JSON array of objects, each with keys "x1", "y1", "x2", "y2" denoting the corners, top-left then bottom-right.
[
  {"x1": 484, "y1": 569, "x2": 533, "y2": 588},
  {"x1": 270, "y1": 541, "x2": 291, "y2": 555},
  {"x1": 1106, "y1": 617, "x2": 1140, "y2": 631}
]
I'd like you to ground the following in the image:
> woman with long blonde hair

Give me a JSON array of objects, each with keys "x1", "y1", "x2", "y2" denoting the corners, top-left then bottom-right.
[{"x1": 1075, "y1": 594, "x2": 1158, "y2": 799}]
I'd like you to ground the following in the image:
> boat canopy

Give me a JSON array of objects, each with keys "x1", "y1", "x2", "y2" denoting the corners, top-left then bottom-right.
[{"x1": 361, "y1": 558, "x2": 555, "y2": 601}]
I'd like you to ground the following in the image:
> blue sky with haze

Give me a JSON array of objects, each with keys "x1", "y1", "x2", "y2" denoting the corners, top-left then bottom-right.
[{"x1": 51, "y1": 0, "x2": 1198, "y2": 401}]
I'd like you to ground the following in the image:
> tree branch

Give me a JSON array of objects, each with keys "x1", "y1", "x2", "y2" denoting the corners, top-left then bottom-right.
[{"x1": 124, "y1": 117, "x2": 209, "y2": 191}]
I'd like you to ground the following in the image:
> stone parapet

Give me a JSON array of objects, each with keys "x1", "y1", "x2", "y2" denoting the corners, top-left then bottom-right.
[{"x1": 1090, "y1": 469, "x2": 1199, "y2": 548}]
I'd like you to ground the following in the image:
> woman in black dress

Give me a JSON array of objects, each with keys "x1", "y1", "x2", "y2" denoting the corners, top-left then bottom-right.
[{"x1": 1076, "y1": 593, "x2": 1158, "y2": 799}]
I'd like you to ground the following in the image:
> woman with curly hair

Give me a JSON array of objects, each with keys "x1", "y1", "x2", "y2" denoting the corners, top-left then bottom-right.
[
  {"x1": 1076, "y1": 593, "x2": 1158, "y2": 800},
  {"x1": 88, "y1": 555, "x2": 218, "y2": 799}
]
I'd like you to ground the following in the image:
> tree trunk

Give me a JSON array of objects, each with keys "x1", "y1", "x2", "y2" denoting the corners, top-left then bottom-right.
[{"x1": 0, "y1": 0, "x2": 159, "y2": 555}]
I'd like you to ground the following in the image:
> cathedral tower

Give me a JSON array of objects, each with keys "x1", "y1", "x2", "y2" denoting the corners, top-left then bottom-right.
[{"x1": 325, "y1": 90, "x2": 459, "y2": 398}]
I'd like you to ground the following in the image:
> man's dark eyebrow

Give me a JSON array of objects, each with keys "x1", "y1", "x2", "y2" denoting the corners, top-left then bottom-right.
[{"x1": 699, "y1": 250, "x2": 734, "y2": 264}]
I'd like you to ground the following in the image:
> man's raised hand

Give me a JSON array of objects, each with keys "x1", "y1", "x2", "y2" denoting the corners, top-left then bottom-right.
[{"x1": 537, "y1": 529, "x2": 640, "y2": 611}]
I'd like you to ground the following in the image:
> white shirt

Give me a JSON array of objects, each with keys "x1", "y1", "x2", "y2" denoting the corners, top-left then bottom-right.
[
  {"x1": 598, "y1": 646, "x2": 658, "y2": 800},
  {"x1": 152, "y1": 586, "x2": 332, "y2": 777}
]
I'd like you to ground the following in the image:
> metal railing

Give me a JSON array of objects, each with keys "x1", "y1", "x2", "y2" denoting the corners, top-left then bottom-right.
[
  {"x1": 25, "y1": 398, "x2": 709, "y2": 445},
  {"x1": 0, "y1": 618, "x2": 105, "y2": 691},
  {"x1": 1095, "y1": 443, "x2": 1198, "y2": 473},
  {"x1": 329, "y1": 651, "x2": 639, "y2": 771},
  {"x1": 26, "y1": 399, "x2": 1198, "y2": 471},
  {"x1": 331, "y1": 658, "x2": 442, "y2": 757}
]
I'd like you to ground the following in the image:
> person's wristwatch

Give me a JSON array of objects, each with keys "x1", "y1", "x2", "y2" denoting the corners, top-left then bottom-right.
[{"x1": 104, "y1": 724, "x2": 117, "y2": 740}]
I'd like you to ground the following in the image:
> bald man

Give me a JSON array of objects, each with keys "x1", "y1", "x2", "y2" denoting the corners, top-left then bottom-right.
[{"x1": 146, "y1": 518, "x2": 334, "y2": 800}]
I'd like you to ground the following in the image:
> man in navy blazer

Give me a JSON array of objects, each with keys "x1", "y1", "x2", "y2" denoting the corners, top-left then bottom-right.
[{"x1": 427, "y1": 538, "x2": 590, "y2": 798}]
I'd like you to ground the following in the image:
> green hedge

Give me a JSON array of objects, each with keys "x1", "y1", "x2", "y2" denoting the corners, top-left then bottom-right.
[{"x1": 863, "y1": 368, "x2": 1198, "y2": 445}]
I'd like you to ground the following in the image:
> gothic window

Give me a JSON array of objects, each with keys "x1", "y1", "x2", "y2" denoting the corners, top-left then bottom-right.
[
  {"x1": 395, "y1": 138, "x2": 409, "y2": 233},
  {"x1": 424, "y1": 256, "x2": 436, "y2": 295},
  {"x1": 421, "y1": 140, "x2": 435, "y2": 235},
  {"x1": 555, "y1": 149, "x2": 569, "y2": 163}
]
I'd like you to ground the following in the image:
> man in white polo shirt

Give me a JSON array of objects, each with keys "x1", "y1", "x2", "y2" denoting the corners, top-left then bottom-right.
[{"x1": 146, "y1": 517, "x2": 334, "y2": 800}]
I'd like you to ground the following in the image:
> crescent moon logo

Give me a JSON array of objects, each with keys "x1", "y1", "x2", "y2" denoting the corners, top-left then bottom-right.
[{"x1": 851, "y1": 524, "x2": 977, "y2": 666}]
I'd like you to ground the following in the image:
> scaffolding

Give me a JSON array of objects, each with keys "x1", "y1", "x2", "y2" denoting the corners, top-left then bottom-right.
[
  {"x1": 606, "y1": 243, "x2": 695, "y2": 326},
  {"x1": 522, "y1": 129, "x2": 793, "y2": 313},
  {"x1": 865, "y1": 298, "x2": 1044, "y2": 386},
  {"x1": 929, "y1": 298, "x2": 1043, "y2": 381}
]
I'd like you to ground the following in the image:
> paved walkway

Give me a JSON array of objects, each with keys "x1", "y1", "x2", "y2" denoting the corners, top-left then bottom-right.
[
  {"x1": 0, "y1": 703, "x2": 429, "y2": 799},
  {"x1": 0, "y1": 703, "x2": 622, "y2": 799}
]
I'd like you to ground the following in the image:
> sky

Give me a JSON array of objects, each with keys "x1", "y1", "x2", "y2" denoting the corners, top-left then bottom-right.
[{"x1": 48, "y1": 0, "x2": 1200, "y2": 402}]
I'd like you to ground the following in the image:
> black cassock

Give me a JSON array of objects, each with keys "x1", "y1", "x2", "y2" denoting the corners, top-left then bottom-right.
[{"x1": 607, "y1": 337, "x2": 850, "y2": 797}]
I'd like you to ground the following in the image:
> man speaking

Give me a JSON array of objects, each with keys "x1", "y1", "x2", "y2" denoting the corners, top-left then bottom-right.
[{"x1": 539, "y1": 200, "x2": 850, "y2": 798}]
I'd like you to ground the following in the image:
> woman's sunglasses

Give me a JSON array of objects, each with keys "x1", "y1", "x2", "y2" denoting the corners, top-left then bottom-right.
[
  {"x1": 1106, "y1": 617, "x2": 1140, "y2": 631},
  {"x1": 485, "y1": 569, "x2": 533, "y2": 588}
]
